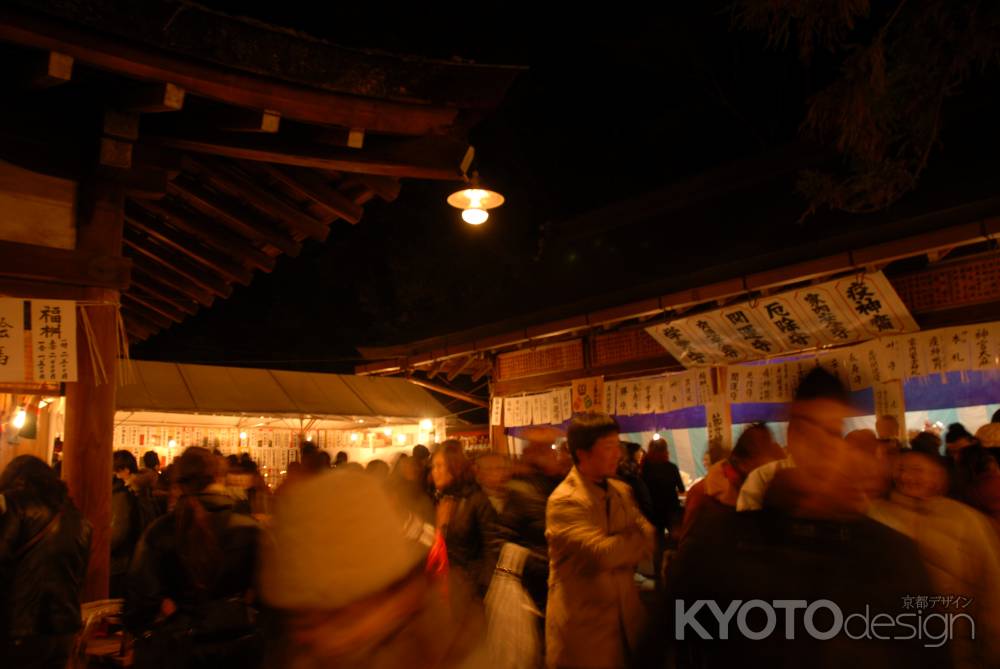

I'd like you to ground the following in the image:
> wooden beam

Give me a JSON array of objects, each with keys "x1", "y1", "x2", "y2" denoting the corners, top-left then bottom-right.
[
  {"x1": 123, "y1": 314, "x2": 157, "y2": 341},
  {"x1": 122, "y1": 292, "x2": 182, "y2": 326},
  {"x1": 111, "y1": 167, "x2": 169, "y2": 199},
  {"x1": 123, "y1": 229, "x2": 232, "y2": 298},
  {"x1": 119, "y1": 82, "x2": 185, "y2": 113},
  {"x1": 446, "y1": 356, "x2": 477, "y2": 382},
  {"x1": 124, "y1": 208, "x2": 253, "y2": 285},
  {"x1": 184, "y1": 157, "x2": 330, "y2": 241},
  {"x1": 167, "y1": 177, "x2": 301, "y2": 257},
  {"x1": 25, "y1": 50, "x2": 73, "y2": 88},
  {"x1": 0, "y1": 7, "x2": 458, "y2": 135},
  {"x1": 143, "y1": 132, "x2": 468, "y2": 180},
  {"x1": 130, "y1": 198, "x2": 276, "y2": 272},
  {"x1": 130, "y1": 262, "x2": 213, "y2": 308},
  {"x1": 98, "y1": 137, "x2": 132, "y2": 169},
  {"x1": 103, "y1": 110, "x2": 140, "y2": 141},
  {"x1": 470, "y1": 361, "x2": 492, "y2": 383},
  {"x1": 132, "y1": 143, "x2": 183, "y2": 176},
  {"x1": 0, "y1": 238, "x2": 130, "y2": 289},
  {"x1": 426, "y1": 360, "x2": 446, "y2": 380},
  {"x1": 406, "y1": 377, "x2": 488, "y2": 408},
  {"x1": 122, "y1": 298, "x2": 173, "y2": 329},
  {"x1": 352, "y1": 174, "x2": 401, "y2": 202},
  {"x1": 256, "y1": 164, "x2": 363, "y2": 225},
  {"x1": 130, "y1": 278, "x2": 197, "y2": 316},
  {"x1": 217, "y1": 107, "x2": 281, "y2": 133}
]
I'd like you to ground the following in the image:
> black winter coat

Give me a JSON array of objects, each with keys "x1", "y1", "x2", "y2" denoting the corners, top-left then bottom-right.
[
  {"x1": 0, "y1": 491, "x2": 91, "y2": 639},
  {"x1": 436, "y1": 482, "x2": 498, "y2": 595}
]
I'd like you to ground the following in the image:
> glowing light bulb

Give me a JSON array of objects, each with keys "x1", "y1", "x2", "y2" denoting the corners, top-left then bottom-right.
[
  {"x1": 350, "y1": 433, "x2": 359, "y2": 442},
  {"x1": 653, "y1": 433, "x2": 661, "y2": 441},
  {"x1": 420, "y1": 419, "x2": 433, "y2": 431},
  {"x1": 382, "y1": 427, "x2": 392, "y2": 436},
  {"x1": 462, "y1": 208, "x2": 488, "y2": 225},
  {"x1": 12, "y1": 409, "x2": 26, "y2": 429},
  {"x1": 239, "y1": 432, "x2": 247, "y2": 440},
  {"x1": 168, "y1": 439, "x2": 177, "y2": 449},
  {"x1": 397, "y1": 434, "x2": 407, "y2": 445}
]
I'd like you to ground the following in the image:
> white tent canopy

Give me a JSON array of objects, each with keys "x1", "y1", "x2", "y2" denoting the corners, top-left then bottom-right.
[{"x1": 116, "y1": 361, "x2": 449, "y2": 420}]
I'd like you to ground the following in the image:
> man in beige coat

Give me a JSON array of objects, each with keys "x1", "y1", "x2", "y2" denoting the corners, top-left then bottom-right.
[{"x1": 545, "y1": 413, "x2": 655, "y2": 669}]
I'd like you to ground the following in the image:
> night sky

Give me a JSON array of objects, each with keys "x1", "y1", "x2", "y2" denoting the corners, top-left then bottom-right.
[{"x1": 134, "y1": 3, "x2": 1000, "y2": 372}]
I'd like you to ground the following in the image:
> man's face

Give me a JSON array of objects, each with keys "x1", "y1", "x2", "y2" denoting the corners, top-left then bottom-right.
[
  {"x1": 895, "y1": 453, "x2": 946, "y2": 500},
  {"x1": 578, "y1": 433, "x2": 621, "y2": 481}
]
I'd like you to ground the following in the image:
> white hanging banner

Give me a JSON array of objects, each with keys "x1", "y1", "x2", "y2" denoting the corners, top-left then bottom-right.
[
  {"x1": 705, "y1": 393, "x2": 733, "y2": 451},
  {"x1": 0, "y1": 299, "x2": 26, "y2": 382},
  {"x1": 922, "y1": 331, "x2": 947, "y2": 377},
  {"x1": 559, "y1": 387, "x2": 573, "y2": 422},
  {"x1": 646, "y1": 271, "x2": 917, "y2": 367},
  {"x1": 972, "y1": 325, "x2": 999, "y2": 371},
  {"x1": 490, "y1": 397, "x2": 503, "y2": 426},
  {"x1": 533, "y1": 393, "x2": 551, "y2": 426},
  {"x1": 603, "y1": 380, "x2": 617, "y2": 416},
  {"x1": 942, "y1": 327, "x2": 972, "y2": 373},
  {"x1": 30, "y1": 299, "x2": 77, "y2": 382}
]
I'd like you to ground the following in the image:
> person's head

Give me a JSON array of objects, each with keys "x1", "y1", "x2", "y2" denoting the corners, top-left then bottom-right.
[
  {"x1": 909, "y1": 431, "x2": 942, "y2": 457},
  {"x1": 366, "y1": 459, "x2": 390, "y2": 480},
  {"x1": 645, "y1": 438, "x2": 671, "y2": 465},
  {"x1": 475, "y1": 453, "x2": 510, "y2": 493},
  {"x1": 431, "y1": 440, "x2": 473, "y2": 492},
  {"x1": 895, "y1": 449, "x2": 949, "y2": 500},
  {"x1": 301, "y1": 442, "x2": 325, "y2": 473},
  {"x1": 412, "y1": 444, "x2": 430, "y2": 465},
  {"x1": 335, "y1": 451, "x2": 348, "y2": 466},
  {"x1": 171, "y1": 447, "x2": 226, "y2": 587},
  {"x1": 173, "y1": 446, "x2": 223, "y2": 495},
  {"x1": 945, "y1": 423, "x2": 973, "y2": 447},
  {"x1": 391, "y1": 454, "x2": 420, "y2": 483},
  {"x1": 113, "y1": 450, "x2": 139, "y2": 481},
  {"x1": 0, "y1": 454, "x2": 68, "y2": 511},
  {"x1": 142, "y1": 450, "x2": 160, "y2": 471},
  {"x1": 730, "y1": 424, "x2": 784, "y2": 477},
  {"x1": 958, "y1": 443, "x2": 1000, "y2": 479},
  {"x1": 520, "y1": 442, "x2": 564, "y2": 477},
  {"x1": 318, "y1": 450, "x2": 332, "y2": 470},
  {"x1": 992, "y1": 408, "x2": 1000, "y2": 424},
  {"x1": 786, "y1": 367, "x2": 852, "y2": 464},
  {"x1": 875, "y1": 415, "x2": 899, "y2": 441},
  {"x1": 621, "y1": 442, "x2": 643, "y2": 464},
  {"x1": 567, "y1": 413, "x2": 620, "y2": 482}
]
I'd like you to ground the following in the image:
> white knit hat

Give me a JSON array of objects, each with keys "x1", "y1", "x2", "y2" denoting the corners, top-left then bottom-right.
[{"x1": 260, "y1": 470, "x2": 427, "y2": 609}]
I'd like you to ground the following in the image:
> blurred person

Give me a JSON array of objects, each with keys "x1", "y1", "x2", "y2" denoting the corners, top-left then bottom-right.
[
  {"x1": 139, "y1": 450, "x2": 168, "y2": 516},
  {"x1": 875, "y1": 414, "x2": 901, "y2": 445},
  {"x1": 546, "y1": 413, "x2": 654, "y2": 669},
  {"x1": 736, "y1": 368, "x2": 853, "y2": 511},
  {"x1": 667, "y1": 368, "x2": 946, "y2": 668},
  {"x1": 387, "y1": 454, "x2": 434, "y2": 524},
  {"x1": 869, "y1": 449, "x2": 1000, "y2": 668},
  {"x1": 111, "y1": 449, "x2": 142, "y2": 597},
  {"x1": 431, "y1": 440, "x2": 498, "y2": 596},
  {"x1": 678, "y1": 423, "x2": 784, "y2": 544},
  {"x1": 366, "y1": 458, "x2": 390, "y2": 480},
  {"x1": 0, "y1": 456, "x2": 91, "y2": 669},
  {"x1": 617, "y1": 442, "x2": 654, "y2": 523},
  {"x1": 955, "y1": 443, "x2": 1000, "y2": 534},
  {"x1": 475, "y1": 454, "x2": 511, "y2": 513},
  {"x1": 846, "y1": 428, "x2": 893, "y2": 500},
  {"x1": 910, "y1": 431, "x2": 943, "y2": 457},
  {"x1": 317, "y1": 450, "x2": 332, "y2": 470},
  {"x1": 642, "y1": 437, "x2": 685, "y2": 532},
  {"x1": 945, "y1": 423, "x2": 975, "y2": 459},
  {"x1": 413, "y1": 444, "x2": 434, "y2": 495},
  {"x1": 125, "y1": 447, "x2": 262, "y2": 669},
  {"x1": 334, "y1": 451, "x2": 348, "y2": 467},
  {"x1": 260, "y1": 470, "x2": 486, "y2": 668}
]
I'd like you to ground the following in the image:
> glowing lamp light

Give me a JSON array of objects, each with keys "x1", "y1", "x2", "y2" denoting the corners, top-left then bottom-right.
[
  {"x1": 397, "y1": 434, "x2": 407, "y2": 445},
  {"x1": 653, "y1": 433, "x2": 661, "y2": 441},
  {"x1": 420, "y1": 419, "x2": 433, "y2": 431},
  {"x1": 382, "y1": 427, "x2": 393, "y2": 436},
  {"x1": 12, "y1": 409, "x2": 26, "y2": 429},
  {"x1": 239, "y1": 432, "x2": 247, "y2": 440},
  {"x1": 167, "y1": 439, "x2": 177, "y2": 449},
  {"x1": 447, "y1": 174, "x2": 504, "y2": 226},
  {"x1": 350, "y1": 433, "x2": 360, "y2": 443}
]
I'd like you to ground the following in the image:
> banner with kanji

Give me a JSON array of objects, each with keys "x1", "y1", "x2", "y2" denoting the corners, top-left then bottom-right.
[
  {"x1": 0, "y1": 298, "x2": 77, "y2": 383},
  {"x1": 645, "y1": 271, "x2": 918, "y2": 368}
]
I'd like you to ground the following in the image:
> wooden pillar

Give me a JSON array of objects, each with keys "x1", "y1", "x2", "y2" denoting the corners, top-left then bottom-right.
[{"x1": 63, "y1": 175, "x2": 124, "y2": 601}]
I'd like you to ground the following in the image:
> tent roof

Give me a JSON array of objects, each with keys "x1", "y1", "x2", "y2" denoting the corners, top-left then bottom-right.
[{"x1": 117, "y1": 361, "x2": 449, "y2": 419}]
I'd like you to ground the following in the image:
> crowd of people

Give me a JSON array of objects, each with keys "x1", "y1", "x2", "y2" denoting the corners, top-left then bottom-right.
[{"x1": 3, "y1": 367, "x2": 1000, "y2": 668}]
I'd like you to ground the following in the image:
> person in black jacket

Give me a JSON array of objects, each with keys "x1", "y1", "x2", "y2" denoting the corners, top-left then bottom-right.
[
  {"x1": 125, "y1": 447, "x2": 261, "y2": 669},
  {"x1": 642, "y1": 437, "x2": 686, "y2": 532},
  {"x1": 0, "y1": 455, "x2": 92, "y2": 669},
  {"x1": 431, "y1": 440, "x2": 498, "y2": 597}
]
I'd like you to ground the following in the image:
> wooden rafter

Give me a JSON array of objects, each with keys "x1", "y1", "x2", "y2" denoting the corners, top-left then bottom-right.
[
  {"x1": 446, "y1": 356, "x2": 477, "y2": 382},
  {"x1": 167, "y1": 176, "x2": 301, "y2": 257},
  {"x1": 183, "y1": 157, "x2": 330, "y2": 241},
  {"x1": 130, "y1": 198, "x2": 276, "y2": 272},
  {"x1": 129, "y1": 277, "x2": 197, "y2": 316},
  {"x1": 119, "y1": 82, "x2": 185, "y2": 113},
  {"x1": 121, "y1": 295, "x2": 174, "y2": 329},
  {"x1": 25, "y1": 50, "x2": 73, "y2": 88},
  {"x1": 123, "y1": 231, "x2": 231, "y2": 298},
  {"x1": 122, "y1": 291, "x2": 184, "y2": 325},
  {"x1": 255, "y1": 164, "x2": 363, "y2": 225},
  {"x1": 124, "y1": 208, "x2": 253, "y2": 285},
  {"x1": 130, "y1": 263, "x2": 209, "y2": 309}
]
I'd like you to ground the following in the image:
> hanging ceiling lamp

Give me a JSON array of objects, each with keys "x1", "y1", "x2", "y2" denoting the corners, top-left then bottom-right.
[{"x1": 447, "y1": 171, "x2": 504, "y2": 225}]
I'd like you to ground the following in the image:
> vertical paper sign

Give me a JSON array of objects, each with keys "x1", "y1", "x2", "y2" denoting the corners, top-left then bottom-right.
[
  {"x1": 682, "y1": 372, "x2": 698, "y2": 408},
  {"x1": 572, "y1": 376, "x2": 603, "y2": 413},
  {"x1": 31, "y1": 300, "x2": 77, "y2": 382},
  {"x1": 942, "y1": 328, "x2": 971, "y2": 373},
  {"x1": 655, "y1": 379, "x2": 668, "y2": 412},
  {"x1": 881, "y1": 336, "x2": 903, "y2": 381},
  {"x1": 640, "y1": 380, "x2": 655, "y2": 415},
  {"x1": 549, "y1": 391, "x2": 562, "y2": 425},
  {"x1": 705, "y1": 394, "x2": 733, "y2": 452},
  {"x1": 0, "y1": 299, "x2": 26, "y2": 382},
  {"x1": 603, "y1": 381, "x2": 617, "y2": 416},
  {"x1": 973, "y1": 325, "x2": 997, "y2": 371},
  {"x1": 727, "y1": 367, "x2": 741, "y2": 404},
  {"x1": 667, "y1": 375, "x2": 683, "y2": 411},
  {"x1": 490, "y1": 397, "x2": 503, "y2": 426},
  {"x1": 904, "y1": 334, "x2": 925, "y2": 379},
  {"x1": 533, "y1": 393, "x2": 550, "y2": 426},
  {"x1": 758, "y1": 365, "x2": 775, "y2": 403},
  {"x1": 617, "y1": 382, "x2": 631, "y2": 416},
  {"x1": 923, "y1": 331, "x2": 946, "y2": 377},
  {"x1": 559, "y1": 387, "x2": 573, "y2": 422}
]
